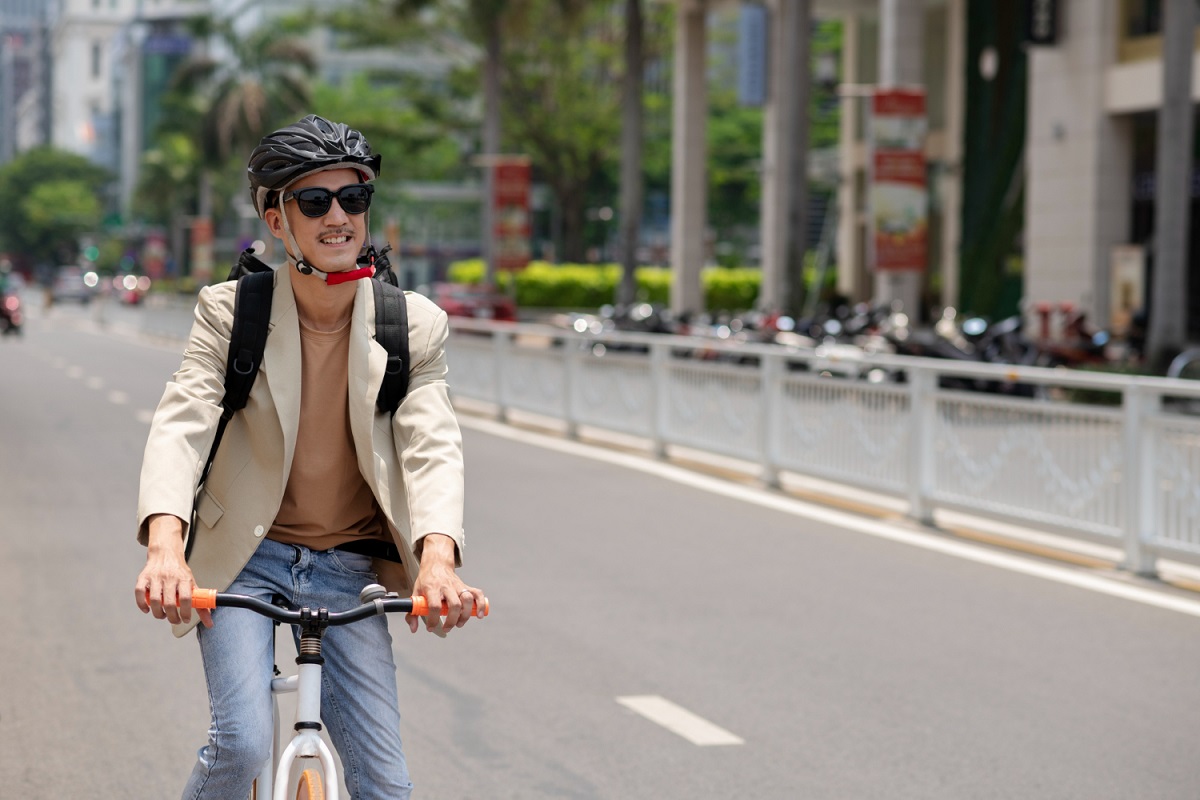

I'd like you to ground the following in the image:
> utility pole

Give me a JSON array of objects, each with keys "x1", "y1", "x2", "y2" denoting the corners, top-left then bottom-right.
[
  {"x1": 616, "y1": 0, "x2": 644, "y2": 308},
  {"x1": 481, "y1": 23, "x2": 502, "y2": 286},
  {"x1": 875, "y1": 0, "x2": 924, "y2": 316},
  {"x1": 1147, "y1": 0, "x2": 1194, "y2": 369},
  {"x1": 759, "y1": 0, "x2": 810, "y2": 316}
]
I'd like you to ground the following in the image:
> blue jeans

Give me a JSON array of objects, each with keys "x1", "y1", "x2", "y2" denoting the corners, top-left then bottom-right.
[{"x1": 182, "y1": 537, "x2": 413, "y2": 799}]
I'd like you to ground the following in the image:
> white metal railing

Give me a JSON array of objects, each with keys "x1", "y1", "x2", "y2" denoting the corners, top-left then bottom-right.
[{"x1": 447, "y1": 319, "x2": 1200, "y2": 576}]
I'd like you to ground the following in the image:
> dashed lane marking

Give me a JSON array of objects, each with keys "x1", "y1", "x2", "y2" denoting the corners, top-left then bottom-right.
[
  {"x1": 617, "y1": 695, "x2": 744, "y2": 746},
  {"x1": 85, "y1": 376, "x2": 103, "y2": 390},
  {"x1": 135, "y1": 410, "x2": 154, "y2": 425},
  {"x1": 108, "y1": 391, "x2": 129, "y2": 405}
]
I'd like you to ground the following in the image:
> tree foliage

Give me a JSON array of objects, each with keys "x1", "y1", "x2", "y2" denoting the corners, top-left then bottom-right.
[
  {"x1": 133, "y1": 132, "x2": 200, "y2": 226},
  {"x1": 310, "y1": 73, "x2": 472, "y2": 185},
  {"x1": 0, "y1": 147, "x2": 111, "y2": 267},
  {"x1": 167, "y1": 16, "x2": 317, "y2": 168}
]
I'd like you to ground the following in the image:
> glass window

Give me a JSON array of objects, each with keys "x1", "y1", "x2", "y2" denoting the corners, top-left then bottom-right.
[{"x1": 91, "y1": 42, "x2": 101, "y2": 78}]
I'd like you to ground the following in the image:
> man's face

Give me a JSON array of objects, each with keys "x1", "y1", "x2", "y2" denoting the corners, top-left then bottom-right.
[{"x1": 264, "y1": 168, "x2": 368, "y2": 274}]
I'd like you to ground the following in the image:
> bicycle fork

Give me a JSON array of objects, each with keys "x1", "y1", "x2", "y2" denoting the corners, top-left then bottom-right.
[{"x1": 259, "y1": 615, "x2": 341, "y2": 800}]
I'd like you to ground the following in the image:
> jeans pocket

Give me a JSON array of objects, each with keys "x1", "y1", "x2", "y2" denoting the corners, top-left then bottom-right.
[{"x1": 329, "y1": 549, "x2": 377, "y2": 577}]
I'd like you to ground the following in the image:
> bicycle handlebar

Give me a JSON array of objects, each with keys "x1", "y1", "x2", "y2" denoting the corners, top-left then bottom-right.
[{"x1": 162, "y1": 589, "x2": 488, "y2": 623}]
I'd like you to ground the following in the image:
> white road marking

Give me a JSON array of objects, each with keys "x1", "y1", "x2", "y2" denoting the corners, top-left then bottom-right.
[
  {"x1": 108, "y1": 391, "x2": 128, "y2": 405},
  {"x1": 65, "y1": 366, "x2": 83, "y2": 379},
  {"x1": 458, "y1": 414, "x2": 1200, "y2": 620},
  {"x1": 85, "y1": 377, "x2": 103, "y2": 390},
  {"x1": 135, "y1": 410, "x2": 154, "y2": 425},
  {"x1": 617, "y1": 695, "x2": 744, "y2": 746}
]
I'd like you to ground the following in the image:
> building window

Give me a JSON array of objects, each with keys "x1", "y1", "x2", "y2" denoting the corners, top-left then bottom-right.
[
  {"x1": 1118, "y1": 0, "x2": 1200, "y2": 61},
  {"x1": 92, "y1": 42, "x2": 102, "y2": 78}
]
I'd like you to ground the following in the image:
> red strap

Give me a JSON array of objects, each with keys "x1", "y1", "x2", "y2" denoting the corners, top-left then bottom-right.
[{"x1": 326, "y1": 266, "x2": 376, "y2": 286}]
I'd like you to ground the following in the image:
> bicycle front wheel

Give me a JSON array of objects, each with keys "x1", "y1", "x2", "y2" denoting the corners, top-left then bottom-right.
[{"x1": 296, "y1": 768, "x2": 324, "y2": 800}]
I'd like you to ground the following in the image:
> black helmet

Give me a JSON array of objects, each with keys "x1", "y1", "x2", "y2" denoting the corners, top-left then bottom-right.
[{"x1": 247, "y1": 114, "x2": 382, "y2": 217}]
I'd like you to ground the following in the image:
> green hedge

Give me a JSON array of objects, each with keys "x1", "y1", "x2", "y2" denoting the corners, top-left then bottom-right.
[{"x1": 446, "y1": 260, "x2": 765, "y2": 312}]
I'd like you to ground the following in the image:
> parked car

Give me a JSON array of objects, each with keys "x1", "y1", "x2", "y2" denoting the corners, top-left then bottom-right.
[
  {"x1": 51, "y1": 267, "x2": 96, "y2": 304},
  {"x1": 426, "y1": 282, "x2": 517, "y2": 321}
]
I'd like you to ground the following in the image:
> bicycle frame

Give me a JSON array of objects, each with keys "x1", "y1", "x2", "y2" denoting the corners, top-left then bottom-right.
[
  {"x1": 256, "y1": 657, "x2": 341, "y2": 800},
  {"x1": 189, "y1": 586, "x2": 487, "y2": 800}
]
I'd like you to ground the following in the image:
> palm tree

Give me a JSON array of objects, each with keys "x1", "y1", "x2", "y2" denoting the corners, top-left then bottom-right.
[{"x1": 166, "y1": 16, "x2": 316, "y2": 221}]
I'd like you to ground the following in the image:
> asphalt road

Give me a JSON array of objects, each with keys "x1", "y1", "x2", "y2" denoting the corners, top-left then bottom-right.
[{"x1": 2, "y1": 298, "x2": 1200, "y2": 798}]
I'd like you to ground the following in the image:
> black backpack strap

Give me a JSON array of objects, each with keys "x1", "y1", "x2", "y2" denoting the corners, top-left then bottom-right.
[
  {"x1": 225, "y1": 271, "x2": 274, "y2": 414},
  {"x1": 187, "y1": 271, "x2": 273, "y2": 562},
  {"x1": 372, "y1": 279, "x2": 409, "y2": 415}
]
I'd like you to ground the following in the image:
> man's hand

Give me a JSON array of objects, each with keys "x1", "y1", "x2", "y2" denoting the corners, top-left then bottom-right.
[
  {"x1": 134, "y1": 514, "x2": 213, "y2": 628},
  {"x1": 407, "y1": 533, "x2": 484, "y2": 636}
]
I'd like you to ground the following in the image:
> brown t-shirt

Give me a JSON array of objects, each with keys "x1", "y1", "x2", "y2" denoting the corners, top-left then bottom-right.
[{"x1": 268, "y1": 317, "x2": 388, "y2": 551}]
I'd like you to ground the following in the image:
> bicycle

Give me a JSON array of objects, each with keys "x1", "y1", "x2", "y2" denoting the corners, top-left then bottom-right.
[{"x1": 188, "y1": 584, "x2": 489, "y2": 800}]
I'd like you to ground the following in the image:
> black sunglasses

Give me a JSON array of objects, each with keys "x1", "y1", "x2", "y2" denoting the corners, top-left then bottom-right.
[{"x1": 282, "y1": 183, "x2": 375, "y2": 217}]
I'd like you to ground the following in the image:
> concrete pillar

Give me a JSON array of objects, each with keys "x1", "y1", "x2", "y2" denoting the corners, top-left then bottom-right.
[
  {"x1": 939, "y1": 0, "x2": 965, "y2": 311},
  {"x1": 874, "y1": 0, "x2": 924, "y2": 315},
  {"x1": 836, "y1": 14, "x2": 864, "y2": 302},
  {"x1": 1025, "y1": 0, "x2": 1131, "y2": 331},
  {"x1": 759, "y1": 0, "x2": 810, "y2": 314},
  {"x1": 670, "y1": 0, "x2": 707, "y2": 317},
  {"x1": 1148, "y1": 0, "x2": 1195, "y2": 365},
  {"x1": 879, "y1": 0, "x2": 923, "y2": 86}
]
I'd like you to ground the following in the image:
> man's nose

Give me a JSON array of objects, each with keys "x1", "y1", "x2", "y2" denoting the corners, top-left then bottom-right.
[{"x1": 324, "y1": 198, "x2": 352, "y2": 223}]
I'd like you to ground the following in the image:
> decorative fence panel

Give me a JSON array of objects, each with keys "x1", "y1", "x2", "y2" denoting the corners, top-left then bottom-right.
[{"x1": 446, "y1": 320, "x2": 1200, "y2": 576}]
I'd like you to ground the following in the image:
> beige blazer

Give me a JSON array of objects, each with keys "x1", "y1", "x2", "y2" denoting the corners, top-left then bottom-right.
[{"x1": 137, "y1": 268, "x2": 465, "y2": 637}]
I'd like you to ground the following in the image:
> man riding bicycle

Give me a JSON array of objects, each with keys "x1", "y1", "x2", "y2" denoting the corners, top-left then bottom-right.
[{"x1": 134, "y1": 114, "x2": 482, "y2": 799}]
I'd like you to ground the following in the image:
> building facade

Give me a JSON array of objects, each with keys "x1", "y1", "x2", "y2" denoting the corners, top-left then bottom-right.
[{"x1": 0, "y1": 0, "x2": 50, "y2": 162}]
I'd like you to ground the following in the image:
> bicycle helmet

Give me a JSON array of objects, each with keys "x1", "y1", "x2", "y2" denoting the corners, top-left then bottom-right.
[{"x1": 247, "y1": 114, "x2": 382, "y2": 218}]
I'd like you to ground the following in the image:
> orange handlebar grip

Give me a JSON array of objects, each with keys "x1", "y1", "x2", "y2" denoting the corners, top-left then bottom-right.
[
  {"x1": 192, "y1": 588, "x2": 218, "y2": 610},
  {"x1": 410, "y1": 596, "x2": 489, "y2": 618},
  {"x1": 143, "y1": 587, "x2": 218, "y2": 609}
]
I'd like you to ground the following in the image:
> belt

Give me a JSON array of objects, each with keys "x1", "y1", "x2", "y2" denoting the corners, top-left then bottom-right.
[{"x1": 333, "y1": 538, "x2": 404, "y2": 564}]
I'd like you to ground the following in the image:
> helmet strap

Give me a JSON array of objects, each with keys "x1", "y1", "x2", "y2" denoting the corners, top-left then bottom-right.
[{"x1": 277, "y1": 191, "x2": 378, "y2": 286}]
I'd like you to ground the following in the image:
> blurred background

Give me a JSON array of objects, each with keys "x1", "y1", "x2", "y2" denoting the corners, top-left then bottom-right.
[
  {"x1": 7, "y1": 4, "x2": 1200, "y2": 796},
  {"x1": 0, "y1": 0, "x2": 1196, "y2": 372}
]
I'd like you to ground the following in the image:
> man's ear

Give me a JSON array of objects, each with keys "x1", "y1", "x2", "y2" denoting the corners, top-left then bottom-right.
[{"x1": 263, "y1": 208, "x2": 285, "y2": 240}]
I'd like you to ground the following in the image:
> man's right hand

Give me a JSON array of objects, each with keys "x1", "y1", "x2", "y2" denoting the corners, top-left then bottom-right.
[{"x1": 134, "y1": 514, "x2": 214, "y2": 628}]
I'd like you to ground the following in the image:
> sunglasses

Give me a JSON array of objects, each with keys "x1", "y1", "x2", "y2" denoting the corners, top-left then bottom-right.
[{"x1": 282, "y1": 183, "x2": 375, "y2": 217}]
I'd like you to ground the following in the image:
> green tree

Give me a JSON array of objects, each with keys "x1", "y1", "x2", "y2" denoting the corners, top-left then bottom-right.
[
  {"x1": 501, "y1": 1, "x2": 620, "y2": 262},
  {"x1": 163, "y1": 16, "x2": 316, "y2": 219},
  {"x1": 310, "y1": 73, "x2": 470, "y2": 185},
  {"x1": 133, "y1": 132, "x2": 200, "y2": 227},
  {"x1": 0, "y1": 147, "x2": 111, "y2": 267}
]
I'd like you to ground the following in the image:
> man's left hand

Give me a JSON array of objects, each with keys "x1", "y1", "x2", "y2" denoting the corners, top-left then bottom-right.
[{"x1": 408, "y1": 533, "x2": 484, "y2": 636}]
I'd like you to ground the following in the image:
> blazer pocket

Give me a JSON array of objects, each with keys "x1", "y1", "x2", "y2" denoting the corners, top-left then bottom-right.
[{"x1": 195, "y1": 489, "x2": 226, "y2": 529}]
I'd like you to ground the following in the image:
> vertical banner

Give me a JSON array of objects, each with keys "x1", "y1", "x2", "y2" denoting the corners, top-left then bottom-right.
[
  {"x1": 190, "y1": 217, "x2": 214, "y2": 285},
  {"x1": 869, "y1": 88, "x2": 928, "y2": 272},
  {"x1": 142, "y1": 231, "x2": 167, "y2": 279},
  {"x1": 492, "y1": 157, "x2": 532, "y2": 271}
]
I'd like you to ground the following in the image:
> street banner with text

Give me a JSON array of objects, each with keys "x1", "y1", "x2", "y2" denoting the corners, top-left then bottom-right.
[
  {"x1": 492, "y1": 158, "x2": 532, "y2": 271},
  {"x1": 869, "y1": 89, "x2": 928, "y2": 272}
]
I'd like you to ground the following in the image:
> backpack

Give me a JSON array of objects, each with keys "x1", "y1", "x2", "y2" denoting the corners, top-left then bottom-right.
[{"x1": 186, "y1": 245, "x2": 410, "y2": 561}]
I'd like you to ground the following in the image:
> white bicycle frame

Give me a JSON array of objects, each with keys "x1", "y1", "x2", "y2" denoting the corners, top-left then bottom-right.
[
  {"x1": 255, "y1": 660, "x2": 340, "y2": 800},
  {"x1": 195, "y1": 585, "x2": 484, "y2": 800}
]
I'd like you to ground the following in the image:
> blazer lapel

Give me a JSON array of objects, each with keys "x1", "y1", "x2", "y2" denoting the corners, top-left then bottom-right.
[
  {"x1": 261, "y1": 267, "x2": 301, "y2": 495},
  {"x1": 348, "y1": 279, "x2": 387, "y2": 483}
]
